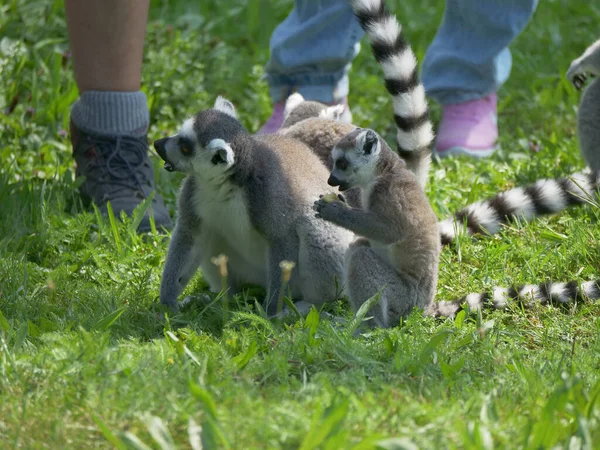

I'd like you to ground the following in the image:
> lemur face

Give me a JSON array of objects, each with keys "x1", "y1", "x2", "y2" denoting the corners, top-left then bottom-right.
[
  {"x1": 328, "y1": 128, "x2": 381, "y2": 191},
  {"x1": 153, "y1": 97, "x2": 238, "y2": 175}
]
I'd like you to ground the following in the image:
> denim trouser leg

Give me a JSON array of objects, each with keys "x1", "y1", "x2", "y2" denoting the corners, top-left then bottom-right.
[
  {"x1": 265, "y1": 0, "x2": 364, "y2": 104},
  {"x1": 422, "y1": 0, "x2": 538, "y2": 105}
]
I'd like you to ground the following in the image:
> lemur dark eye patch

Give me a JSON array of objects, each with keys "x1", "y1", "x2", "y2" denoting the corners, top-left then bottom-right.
[
  {"x1": 178, "y1": 138, "x2": 194, "y2": 156},
  {"x1": 335, "y1": 157, "x2": 348, "y2": 170}
]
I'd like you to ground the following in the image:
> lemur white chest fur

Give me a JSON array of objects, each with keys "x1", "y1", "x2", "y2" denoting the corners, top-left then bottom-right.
[{"x1": 190, "y1": 173, "x2": 268, "y2": 265}]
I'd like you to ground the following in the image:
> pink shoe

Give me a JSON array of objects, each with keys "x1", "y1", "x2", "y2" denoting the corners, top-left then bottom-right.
[
  {"x1": 257, "y1": 97, "x2": 351, "y2": 135},
  {"x1": 257, "y1": 102, "x2": 286, "y2": 135},
  {"x1": 434, "y1": 94, "x2": 498, "y2": 158}
]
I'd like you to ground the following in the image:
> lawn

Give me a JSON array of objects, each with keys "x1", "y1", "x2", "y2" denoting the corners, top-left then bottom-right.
[{"x1": 1, "y1": 0, "x2": 600, "y2": 448}]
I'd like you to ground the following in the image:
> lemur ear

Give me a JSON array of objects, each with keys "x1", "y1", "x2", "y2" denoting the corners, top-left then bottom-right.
[
  {"x1": 207, "y1": 138, "x2": 235, "y2": 167},
  {"x1": 319, "y1": 104, "x2": 345, "y2": 121},
  {"x1": 362, "y1": 130, "x2": 378, "y2": 155},
  {"x1": 284, "y1": 92, "x2": 305, "y2": 118},
  {"x1": 214, "y1": 96, "x2": 237, "y2": 119}
]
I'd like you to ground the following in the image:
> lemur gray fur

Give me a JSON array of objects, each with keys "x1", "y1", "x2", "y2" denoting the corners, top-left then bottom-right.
[
  {"x1": 567, "y1": 37, "x2": 600, "y2": 172},
  {"x1": 154, "y1": 97, "x2": 354, "y2": 314},
  {"x1": 277, "y1": 0, "x2": 434, "y2": 191}
]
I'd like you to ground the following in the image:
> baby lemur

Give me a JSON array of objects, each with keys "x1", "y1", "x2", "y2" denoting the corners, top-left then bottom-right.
[
  {"x1": 313, "y1": 127, "x2": 440, "y2": 328},
  {"x1": 154, "y1": 97, "x2": 354, "y2": 314}
]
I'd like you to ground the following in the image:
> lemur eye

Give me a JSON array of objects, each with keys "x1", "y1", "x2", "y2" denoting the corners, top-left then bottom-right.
[
  {"x1": 335, "y1": 157, "x2": 348, "y2": 171},
  {"x1": 181, "y1": 144, "x2": 192, "y2": 155}
]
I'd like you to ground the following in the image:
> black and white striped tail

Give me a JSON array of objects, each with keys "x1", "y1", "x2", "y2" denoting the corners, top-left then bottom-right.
[
  {"x1": 350, "y1": 0, "x2": 433, "y2": 188},
  {"x1": 438, "y1": 169, "x2": 600, "y2": 246},
  {"x1": 428, "y1": 279, "x2": 600, "y2": 318}
]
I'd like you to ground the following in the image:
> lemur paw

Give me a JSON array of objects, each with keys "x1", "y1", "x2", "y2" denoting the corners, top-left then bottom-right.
[
  {"x1": 567, "y1": 59, "x2": 588, "y2": 90},
  {"x1": 313, "y1": 195, "x2": 346, "y2": 220}
]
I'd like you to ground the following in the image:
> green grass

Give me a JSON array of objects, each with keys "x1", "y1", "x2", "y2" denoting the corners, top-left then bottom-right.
[{"x1": 2, "y1": 0, "x2": 600, "y2": 448}]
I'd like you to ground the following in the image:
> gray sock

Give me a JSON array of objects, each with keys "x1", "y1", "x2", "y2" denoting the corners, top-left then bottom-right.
[{"x1": 70, "y1": 90, "x2": 149, "y2": 137}]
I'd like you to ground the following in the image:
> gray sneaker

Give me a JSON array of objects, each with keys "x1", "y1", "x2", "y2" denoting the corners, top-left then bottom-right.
[{"x1": 71, "y1": 121, "x2": 173, "y2": 232}]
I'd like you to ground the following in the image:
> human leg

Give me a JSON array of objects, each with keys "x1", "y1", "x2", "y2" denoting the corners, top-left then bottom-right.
[
  {"x1": 259, "y1": 0, "x2": 363, "y2": 134},
  {"x1": 422, "y1": 0, "x2": 538, "y2": 157},
  {"x1": 65, "y1": 0, "x2": 172, "y2": 231}
]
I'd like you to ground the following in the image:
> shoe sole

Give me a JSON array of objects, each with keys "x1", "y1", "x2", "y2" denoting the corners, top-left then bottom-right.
[{"x1": 434, "y1": 145, "x2": 497, "y2": 159}]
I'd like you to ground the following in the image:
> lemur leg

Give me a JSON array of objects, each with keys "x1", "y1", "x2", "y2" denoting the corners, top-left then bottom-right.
[
  {"x1": 344, "y1": 240, "x2": 419, "y2": 329},
  {"x1": 264, "y1": 236, "x2": 301, "y2": 315},
  {"x1": 160, "y1": 223, "x2": 205, "y2": 309},
  {"x1": 296, "y1": 218, "x2": 351, "y2": 305}
]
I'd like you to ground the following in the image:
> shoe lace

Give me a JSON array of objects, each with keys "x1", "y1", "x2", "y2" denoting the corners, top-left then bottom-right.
[{"x1": 85, "y1": 134, "x2": 152, "y2": 198}]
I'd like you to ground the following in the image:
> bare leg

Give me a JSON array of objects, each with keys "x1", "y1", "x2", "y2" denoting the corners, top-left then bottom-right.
[
  {"x1": 65, "y1": 0, "x2": 149, "y2": 93},
  {"x1": 65, "y1": 0, "x2": 172, "y2": 232}
]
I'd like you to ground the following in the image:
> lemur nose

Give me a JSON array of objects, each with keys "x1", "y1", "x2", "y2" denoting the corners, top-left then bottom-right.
[
  {"x1": 153, "y1": 137, "x2": 169, "y2": 161},
  {"x1": 327, "y1": 175, "x2": 341, "y2": 187}
]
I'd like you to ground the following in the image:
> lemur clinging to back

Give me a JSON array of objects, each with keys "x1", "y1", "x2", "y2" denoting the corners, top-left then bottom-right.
[
  {"x1": 154, "y1": 97, "x2": 354, "y2": 315},
  {"x1": 313, "y1": 0, "x2": 441, "y2": 328}
]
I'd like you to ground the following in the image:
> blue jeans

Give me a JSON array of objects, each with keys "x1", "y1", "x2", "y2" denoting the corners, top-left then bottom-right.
[{"x1": 265, "y1": 0, "x2": 538, "y2": 105}]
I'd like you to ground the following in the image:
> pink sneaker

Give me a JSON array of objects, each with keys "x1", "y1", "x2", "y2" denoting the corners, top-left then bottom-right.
[
  {"x1": 257, "y1": 97, "x2": 351, "y2": 135},
  {"x1": 257, "y1": 102, "x2": 286, "y2": 134},
  {"x1": 434, "y1": 94, "x2": 498, "y2": 158}
]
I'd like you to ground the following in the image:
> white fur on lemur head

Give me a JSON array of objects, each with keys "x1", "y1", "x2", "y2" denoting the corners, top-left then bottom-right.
[
  {"x1": 281, "y1": 92, "x2": 347, "y2": 129},
  {"x1": 328, "y1": 128, "x2": 382, "y2": 191},
  {"x1": 154, "y1": 96, "x2": 241, "y2": 174}
]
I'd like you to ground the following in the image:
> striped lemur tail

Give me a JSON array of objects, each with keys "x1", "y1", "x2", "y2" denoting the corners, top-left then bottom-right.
[
  {"x1": 427, "y1": 279, "x2": 600, "y2": 318},
  {"x1": 350, "y1": 0, "x2": 434, "y2": 188},
  {"x1": 438, "y1": 169, "x2": 600, "y2": 246}
]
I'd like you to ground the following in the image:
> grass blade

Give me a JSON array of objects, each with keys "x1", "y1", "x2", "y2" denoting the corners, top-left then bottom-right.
[{"x1": 92, "y1": 306, "x2": 127, "y2": 331}]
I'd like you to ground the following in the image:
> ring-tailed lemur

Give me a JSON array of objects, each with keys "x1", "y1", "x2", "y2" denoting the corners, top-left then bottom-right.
[
  {"x1": 278, "y1": 0, "x2": 434, "y2": 191},
  {"x1": 313, "y1": 127, "x2": 440, "y2": 328},
  {"x1": 154, "y1": 97, "x2": 354, "y2": 314},
  {"x1": 428, "y1": 279, "x2": 600, "y2": 318}
]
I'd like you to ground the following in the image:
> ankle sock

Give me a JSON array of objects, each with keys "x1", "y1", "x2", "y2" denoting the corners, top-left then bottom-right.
[{"x1": 70, "y1": 90, "x2": 149, "y2": 137}]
